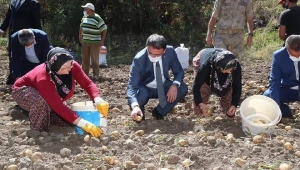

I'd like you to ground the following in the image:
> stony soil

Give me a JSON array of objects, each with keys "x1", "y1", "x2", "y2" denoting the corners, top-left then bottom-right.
[{"x1": 1, "y1": 51, "x2": 300, "y2": 170}]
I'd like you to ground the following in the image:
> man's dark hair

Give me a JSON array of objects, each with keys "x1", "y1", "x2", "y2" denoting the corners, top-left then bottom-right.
[
  {"x1": 18, "y1": 29, "x2": 34, "y2": 46},
  {"x1": 146, "y1": 34, "x2": 167, "y2": 49},
  {"x1": 285, "y1": 35, "x2": 300, "y2": 51}
]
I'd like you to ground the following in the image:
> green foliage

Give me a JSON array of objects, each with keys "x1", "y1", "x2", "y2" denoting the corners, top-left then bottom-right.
[
  {"x1": 243, "y1": 28, "x2": 282, "y2": 61},
  {"x1": 0, "y1": 37, "x2": 8, "y2": 50}
]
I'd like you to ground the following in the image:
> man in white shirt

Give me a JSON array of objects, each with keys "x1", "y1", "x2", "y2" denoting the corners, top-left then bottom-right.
[
  {"x1": 11, "y1": 29, "x2": 50, "y2": 82},
  {"x1": 127, "y1": 34, "x2": 188, "y2": 122}
]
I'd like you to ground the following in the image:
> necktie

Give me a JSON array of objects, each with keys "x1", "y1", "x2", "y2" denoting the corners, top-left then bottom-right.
[
  {"x1": 156, "y1": 62, "x2": 167, "y2": 108},
  {"x1": 298, "y1": 62, "x2": 300, "y2": 100}
]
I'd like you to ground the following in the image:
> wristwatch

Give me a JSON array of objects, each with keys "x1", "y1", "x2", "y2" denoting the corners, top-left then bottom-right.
[
  {"x1": 172, "y1": 83, "x2": 179, "y2": 88},
  {"x1": 248, "y1": 32, "x2": 254, "y2": 37}
]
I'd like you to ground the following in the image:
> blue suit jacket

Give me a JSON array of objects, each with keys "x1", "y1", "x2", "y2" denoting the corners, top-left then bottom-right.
[
  {"x1": 127, "y1": 46, "x2": 185, "y2": 105},
  {"x1": 11, "y1": 28, "x2": 50, "y2": 79},
  {"x1": 269, "y1": 47, "x2": 299, "y2": 104}
]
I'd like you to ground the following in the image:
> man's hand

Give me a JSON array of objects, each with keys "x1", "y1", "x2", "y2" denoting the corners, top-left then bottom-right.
[
  {"x1": 246, "y1": 35, "x2": 252, "y2": 46},
  {"x1": 100, "y1": 41, "x2": 104, "y2": 47},
  {"x1": 206, "y1": 33, "x2": 213, "y2": 46},
  {"x1": 227, "y1": 105, "x2": 236, "y2": 117},
  {"x1": 131, "y1": 106, "x2": 143, "y2": 121},
  {"x1": 166, "y1": 85, "x2": 178, "y2": 103}
]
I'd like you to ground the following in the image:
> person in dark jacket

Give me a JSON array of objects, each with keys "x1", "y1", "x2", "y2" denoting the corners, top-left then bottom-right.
[
  {"x1": 192, "y1": 48, "x2": 242, "y2": 117},
  {"x1": 11, "y1": 29, "x2": 51, "y2": 81},
  {"x1": 0, "y1": 0, "x2": 42, "y2": 85}
]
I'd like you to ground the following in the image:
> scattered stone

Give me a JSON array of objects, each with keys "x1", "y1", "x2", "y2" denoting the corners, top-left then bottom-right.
[
  {"x1": 253, "y1": 135, "x2": 264, "y2": 144},
  {"x1": 60, "y1": 148, "x2": 71, "y2": 158},
  {"x1": 284, "y1": 142, "x2": 293, "y2": 151},
  {"x1": 135, "y1": 130, "x2": 145, "y2": 136},
  {"x1": 90, "y1": 137, "x2": 101, "y2": 147},
  {"x1": 279, "y1": 163, "x2": 291, "y2": 170},
  {"x1": 295, "y1": 151, "x2": 300, "y2": 157},
  {"x1": 126, "y1": 139, "x2": 135, "y2": 149},
  {"x1": 234, "y1": 158, "x2": 246, "y2": 167},
  {"x1": 26, "y1": 130, "x2": 40, "y2": 138},
  {"x1": 136, "y1": 163, "x2": 145, "y2": 170},
  {"x1": 20, "y1": 149, "x2": 33, "y2": 158},
  {"x1": 111, "y1": 107, "x2": 121, "y2": 113},
  {"x1": 131, "y1": 154, "x2": 143, "y2": 164},
  {"x1": 20, "y1": 157, "x2": 32, "y2": 168},
  {"x1": 153, "y1": 129, "x2": 161, "y2": 134},
  {"x1": 7, "y1": 165, "x2": 18, "y2": 170},
  {"x1": 103, "y1": 156, "x2": 118, "y2": 165},
  {"x1": 101, "y1": 137, "x2": 110, "y2": 145},
  {"x1": 215, "y1": 139, "x2": 226, "y2": 147},
  {"x1": 111, "y1": 131, "x2": 120, "y2": 139},
  {"x1": 252, "y1": 146, "x2": 262, "y2": 153},
  {"x1": 101, "y1": 146, "x2": 109, "y2": 152},
  {"x1": 167, "y1": 154, "x2": 180, "y2": 164},
  {"x1": 242, "y1": 156, "x2": 248, "y2": 160},
  {"x1": 83, "y1": 135, "x2": 90, "y2": 142},
  {"x1": 166, "y1": 137, "x2": 175, "y2": 146},
  {"x1": 30, "y1": 152, "x2": 43, "y2": 163},
  {"x1": 213, "y1": 167, "x2": 223, "y2": 170},
  {"x1": 207, "y1": 136, "x2": 217, "y2": 145},
  {"x1": 181, "y1": 159, "x2": 193, "y2": 167},
  {"x1": 277, "y1": 124, "x2": 285, "y2": 129},
  {"x1": 215, "y1": 117, "x2": 223, "y2": 121},
  {"x1": 125, "y1": 161, "x2": 138, "y2": 169},
  {"x1": 40, "y1": 131, "x2": 48, "y2": 137},
  {"x1": 188, "y1": 131, "x2": 194, "y2": 135},
  {"x1": 178, "y1": 139, "x2": 188, "y2": 146},
  {"x1": 285, "y1": 126, "x2": 292, "y2": 131},
  {"x1": 62, "y1": 165, "x2": 72, "y2": 170},
  {"x1": 74, "y1": 154, "x2": 84, "y2": 162}
]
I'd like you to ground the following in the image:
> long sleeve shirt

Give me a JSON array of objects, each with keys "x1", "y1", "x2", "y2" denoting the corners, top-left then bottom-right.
[
  {"x1": 193, "y1": 62, "x2": 242, "y2": 107},
  {"x1": 13, "y1": 61, "x2": 100, "y2": 123}
]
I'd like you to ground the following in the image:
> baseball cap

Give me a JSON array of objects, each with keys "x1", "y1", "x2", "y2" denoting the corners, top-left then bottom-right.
[
  {"x1": 278, "y1": 0, "x2": 284, "y2": 4},
  {"x1": 81, "y1": 3, "x2": 95, "y2": 11}
]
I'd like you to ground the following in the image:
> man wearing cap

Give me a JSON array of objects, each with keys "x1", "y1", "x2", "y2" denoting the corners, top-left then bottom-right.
[
  {"x1": 0, "y1": 0, "x2": 42, "y2": 85},
  {"x1": 205, "y1": 0, "x2": 254, "y2": 61},
  {"x1": 278, "y1": 0, "x2": 300, "y2": 44},
  {"x1": 79, "y1": 3, "x2": 107, "y2": 79},
  {"x1": 11, "y1": 29, "x2": 51, "y2": 81}
]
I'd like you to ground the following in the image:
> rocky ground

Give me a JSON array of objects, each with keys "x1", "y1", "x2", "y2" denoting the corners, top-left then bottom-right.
[{"x1": 1, "y1": 50, "x2": 300, "y2": 170}]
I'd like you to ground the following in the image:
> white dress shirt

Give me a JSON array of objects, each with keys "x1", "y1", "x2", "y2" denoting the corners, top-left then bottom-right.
[{"x1": 25, "y1": 40, "x2": 40, "y2": 63}]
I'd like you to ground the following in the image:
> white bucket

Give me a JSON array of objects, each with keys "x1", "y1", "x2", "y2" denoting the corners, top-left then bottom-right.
[
  {"x1": 240, "y1": 95, "x2": 282, "y2": 136},
  {"x1": 71, "y1": 101, "x2": 107, "y2": 135}
]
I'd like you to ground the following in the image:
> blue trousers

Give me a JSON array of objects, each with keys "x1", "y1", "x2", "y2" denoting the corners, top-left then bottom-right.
[
  {"x1": 263, "y1": 88, "x2": 299, "y2": 117},
  {"x1": 136, "y1": 80, "x2": 188, "y2": 116}
]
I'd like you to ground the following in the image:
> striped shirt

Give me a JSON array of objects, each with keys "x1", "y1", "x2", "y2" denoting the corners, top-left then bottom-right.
[{"x1": 80, "y1": 13, "x2": 107, "y2": 44}]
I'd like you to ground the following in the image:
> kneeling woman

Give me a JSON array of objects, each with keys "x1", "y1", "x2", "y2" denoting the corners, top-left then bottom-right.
[
  {"x1": 192, "y1": 48, "x2": 242, "y2": 117},
  {"x1": 12, "y1": 47, "x2": 108, "y2": 137}
]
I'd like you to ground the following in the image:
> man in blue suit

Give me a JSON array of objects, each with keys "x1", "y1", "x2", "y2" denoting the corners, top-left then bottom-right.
[
  {"x1": 0, "y1": 0, "x2": 42, "y2": 85},
  {"x1": 11, "y1": 29, "x2": 50, "y2": 81},
  {"x1": 127, "y1": 34, "x2": 188, "y2": 121},
  {"x1": 264, "y1": 35, "x2": 300, "y2": 118}
]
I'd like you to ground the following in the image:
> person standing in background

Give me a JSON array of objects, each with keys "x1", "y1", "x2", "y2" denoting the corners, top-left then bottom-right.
[
  {"x1": 205, "y1": 0, "x2": 254, "y2": 61},
  {"x1": 0, "y1": 0, "x2": 42, "y2": 85},
  {"x1": 79, "y1": 3, "x2": 107, "y2": 80},
  {"x1": 278, "y1": 0, "x2": 300, "y2": 45}
]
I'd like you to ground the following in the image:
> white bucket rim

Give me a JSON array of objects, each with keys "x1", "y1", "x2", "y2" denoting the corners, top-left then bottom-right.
[{"x1": 240, "y1": 95, "x2": 282, "y2": 121}]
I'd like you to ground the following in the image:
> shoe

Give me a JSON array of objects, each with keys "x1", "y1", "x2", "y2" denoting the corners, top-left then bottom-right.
[{"x1": 152, "y1": 107, "x2": 164, "y2": 120}]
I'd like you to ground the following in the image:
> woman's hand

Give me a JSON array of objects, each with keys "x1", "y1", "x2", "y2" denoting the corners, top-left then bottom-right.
[
  {"x1": 227, "y1": 105, "x2": 236, "y2": 117},
  {"x1": 199, "y1": 103, "x2": 209, "y2": 117}
]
